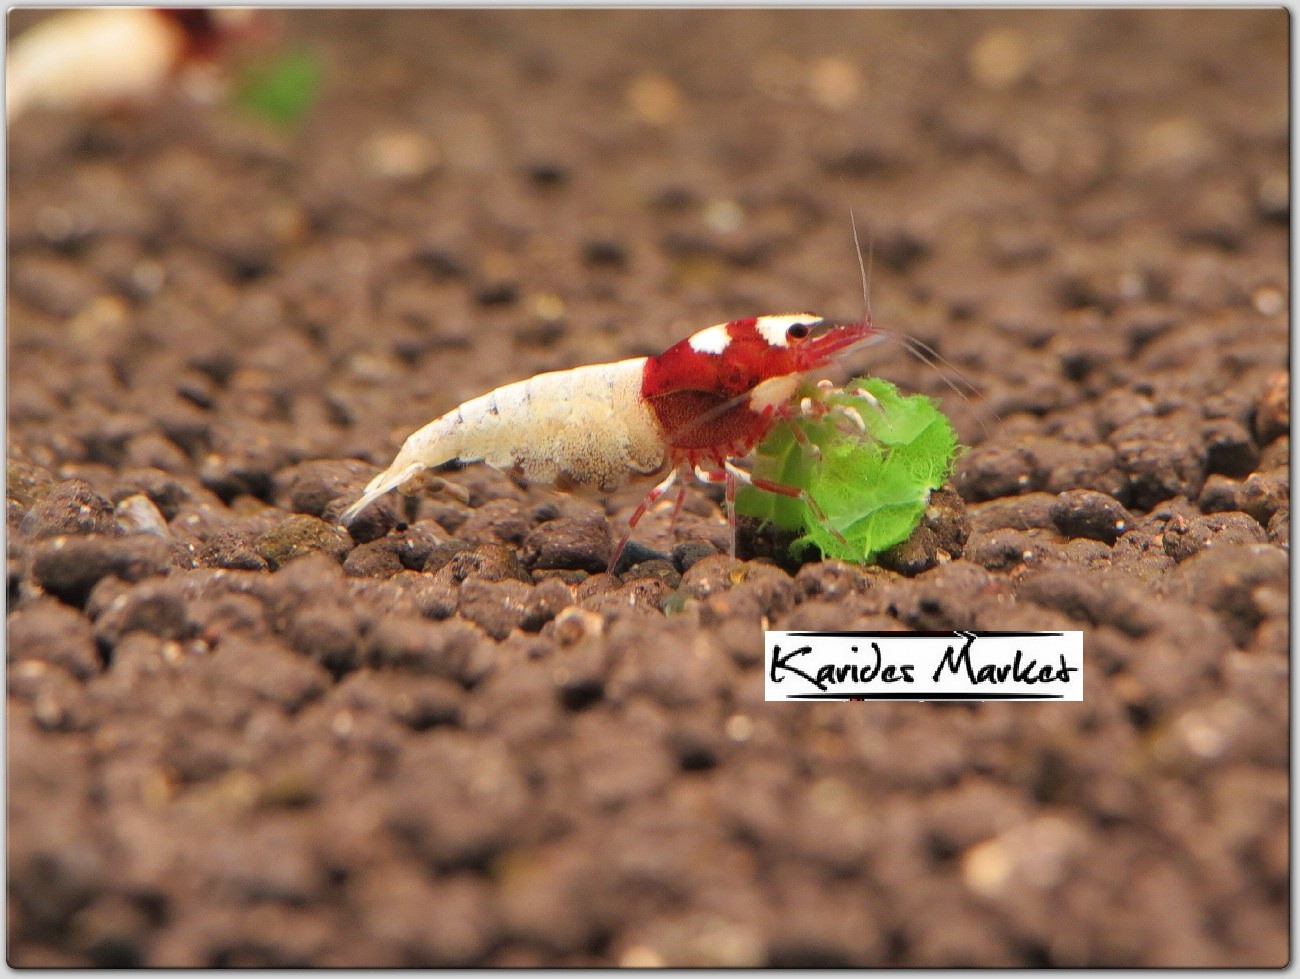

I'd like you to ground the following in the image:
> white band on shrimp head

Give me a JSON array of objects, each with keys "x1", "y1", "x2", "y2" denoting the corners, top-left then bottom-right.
[
  {"x1": 754, "y1": 314, "x2": 819, "y2": 348},
  {"x1": 687, "y1": 323, "x2": 732, "y2": 355}
]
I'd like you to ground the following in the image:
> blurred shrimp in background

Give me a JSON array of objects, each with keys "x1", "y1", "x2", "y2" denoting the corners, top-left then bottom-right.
[{"x1": 6, "y1": 7, "x2": 270, "y2": 123}]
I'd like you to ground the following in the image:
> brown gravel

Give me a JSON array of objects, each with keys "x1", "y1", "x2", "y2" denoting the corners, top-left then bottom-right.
[{"x1": 7, "y1": 8, "x2": 1288, "y2": 968}]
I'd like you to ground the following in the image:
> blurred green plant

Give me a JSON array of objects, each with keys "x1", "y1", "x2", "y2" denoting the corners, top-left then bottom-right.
[
  {"x1": 232, "y1": 47, "x2": 320, "y2": 127},
  {"x1": 736, "y1": 377, "x2": 959, "y2": 563}
]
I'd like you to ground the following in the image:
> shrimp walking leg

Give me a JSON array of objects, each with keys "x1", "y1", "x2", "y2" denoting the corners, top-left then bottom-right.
[
  {"x1": 717, "y1": 460, "x2": 852, "y2": 554},
  {"x1": 666, "y1": 481, "x2": 689, "y2": 531},
  {"x1": 608, "y1": 467, "x2": 680, "y2": 573},
  {"x1": 692, "y1": 465, "x2": 737, "y2": 559}
]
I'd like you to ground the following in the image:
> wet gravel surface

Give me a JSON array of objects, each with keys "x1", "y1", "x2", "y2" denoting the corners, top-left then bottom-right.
[{"x1": 6, "y1": 9, "x2": 1289, "y2": 967}]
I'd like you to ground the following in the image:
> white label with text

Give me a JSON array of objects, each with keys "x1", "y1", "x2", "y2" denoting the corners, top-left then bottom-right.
[{"x1": 765, "y1": 631, "x2": 1083, "y2": 702}]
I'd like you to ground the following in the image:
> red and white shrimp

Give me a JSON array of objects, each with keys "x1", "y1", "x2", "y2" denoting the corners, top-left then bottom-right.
[
  {"x1": 6, "y1": 8, "x2": 262, "y2": 123},
  {"x1": 342, "y1": 313, "x2": 878, "y2": 570}
]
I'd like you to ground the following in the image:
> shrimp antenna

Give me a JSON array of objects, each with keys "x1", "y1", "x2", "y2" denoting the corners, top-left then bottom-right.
[
  {"x1": 850, "y1": 207, "x2": 873, "y2": 321},
  {"x1": 874, "y1": 326, "x2": 994, "y2": 438}
]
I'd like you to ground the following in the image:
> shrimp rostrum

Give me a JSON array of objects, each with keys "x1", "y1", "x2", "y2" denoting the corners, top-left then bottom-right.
[{"x1": 342, "y1": 314, "x2": 878, "y2": 570}]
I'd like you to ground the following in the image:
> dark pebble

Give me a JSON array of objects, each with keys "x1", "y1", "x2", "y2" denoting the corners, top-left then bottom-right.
[
  {"x1": 526, "y1": 160, "x2": 570, "y2": 187},
  {"x1": 582, "y1": 576, "x2": 675, "y2": 619},
  {"x1": 6, "y1": 459, "x2": 56, "y2": 511},
  {"x1": 384, "y1": 521, "x2": 448, "y2": 570},
  {"x1": 532, "y1": 568, "x2": 589, "y2": 587},
  {"x1": 475, "y1": 281, "x2": 519, "y2": 306},
  {"x1": 673, "y1": 539, "x2": 719, "y2": 574},
  {"x1": 952, "y1": 444, "x2": 1037, "y2": 501},
  {"x1": 551, "y1": 638, "x2": 610, "y2": 712},
  {"x1": 31, "y1": 533, "x2": 183, "y2": 608},
  {"x1": 1200, "y1": 469, "x2": 1289, "y2": 525},
  {"x1": 274, "y1": 459, "x2": 375, "y2": 518},
  {"x1": 110, "y1": 468, "x2": 191, "y2": 521},
  {"x1": 1238, "y1": 469, "x2": 1290, "y2": 525},
  {"x1": 1201, "y1": 418, "x2": 1259, "y2": 478},
  {"x1": 458, "y1": 499, "x2": 531, "y2": 546},
  {"x1": 896, "y1": 562, "x2": 1000, "y2": 631},
  {"x1": 1254, "y1": 369, "x2": 1289, "y2": 445},
  {"x1": 199, "y1": 529, "x2": 271, "y2": 571},
  {"x1": 793, "y1": 560, "x2": 877, "y2": 602},
  {"x1": 8, "y1": 598, "x2": 101, "y2": 680},
  {"x1": 365, "y1": 617, "x2": 493, "y2": 686},
  {"x1": 413, "y1": 243, "x2": 469, "y2": 279},
  {"x1": 92, "y1": 578, "x2": 193, "y2": 647},
  {"x1": 735, "y1": 515, "x2": 802, "y2": 565},
  {"x1": 1042, "y1": 444, "x2": 1126, "y2": 499},
  {"x1": 153, "y1": 401, "x2": 212, "y2": 460},
  {"x1": 963, "y1": 528, "x2": 1042, "y2": 571},
  {"x1": 819, "y1": 143, "x2": 901, "y2": 179},
  {"x1": 128, "y1": 427, "x2": 197, "y2": 478},
  {"x1": 333, "y1": 670, "x2": 465, "y2": 731},
  {"x1": 342, "y1": 539, "x2": 405, "y2": 579},
  {"x1": 431, "y1": 543, "x2": 532, "y2": 585},
  {"x1": 186, "y1": 347, "x2": 238, "y2": 387},
  {"x1": 967, "y1": 492, "x2": 1059, "y2": 533},
  {"x1": 878, "y1": 525, "x2": 940, "y2": 576},
  {"x1": 1112, "y1": 428, "x2": 1207, "y2": 511},
  {"x1": 20, "y1": 479, "x2": 119, "y2": 539},
  {"x1": 583, "y1": 239, "x2": 628, "y2": 268},
  {"x1": 515, "y1": 322, "x2": 562, "y2": 352},
  {"x1": 215, "y1": 637, "x2": 332, "y2": 713},
  {"x1": 676, "y1": 555, "x2": 746, "y2": 602},
  {"x1": 650, "y1": 184, "x2": 698, "y2": 212},
  {"x1": 620, "y1": 558, "x2": 682, "y2": 589},
  {"x1": 1259, "y1": 435, "x2": 1288, "y2": 472},
  {"x1": 613, "y1": 538, "x2": 672, "y2": 575},
  {"x1": 1097, "y1": 386, "x2": 1158, "y2": 432},
  {"x1": 1266, "y1": 507, "x2": 1288, "y2": 547},
  {"x1": 83, "y1": 575, "x2": 132, "y2": 623},
  {"x1": 529, "y1": 501, "x2": 562, "y2": 523},
  {"x1": 1050, "y1": 489, "x2": 1133, "y2": 544},
  {"x1": 922, "y1": 487, "x2": 969, "y2": 559},
  {"x1": 337, "y1": 497, "x2": 402, "y2": 545},
  {"x1": 285, "y1": 602, "x2": 363, "y2": 677},
  {"x1": 406, "y1": 573, "x2": 461, "y2": 620},
  {"x1": 10, "y1": 252, "x2": 102, "y2": 317},
  {"x1": 197, "y1": 449, "x2": 276, "y2": 503},
  {"x1": 384, "y1": 734, "x2": 530, "y2": 870},
  {"x1": 1017, "y1": 569, "x2": 1156, "y2": 635},
  {"x1": 605, "y1": 617, "x2": 731, "y2": 708},
  {"x1": 568, "y1": 724, "x2": 675, "y2": 810},
  {"x1": 187, "y1": 592, "x2": 269, "y2": 642},
  {"x1": 1162, "y1": 511, "x2": 1268, "y2": 563},
  {"x1": 424, "y1": 538, "x2": 475, "y2": 573},
  {"x1": 253, "y1": 515, "x2": 352, "y2": 570},
  {"x1": 1197, "y1": 475, "x2": 1239, "y2": 515},
  {"x1": 459, "y1": 577, "x2": 533, "y2": 641},
  {"x1": 668, "y1": 719, "x2": 722, "y2": 771},
  {"x1": 1167, "y1": 543, "x2": 1288, "y2": 646},
  {"x1": 72, "y1": 894, "x2": 150, "y2": 967},
  {"x1": 8, "y1": 823, "x2": 108, "y2": 939},
  {"x1": 519, "y1": 578, "x2": 574, "y2": 633},
  {"x1": 521, "y1": 515, "x2": 611, "y2": 573},
  {"x1": 75, "y1": 414, "x2": 150, "y2": 469}
]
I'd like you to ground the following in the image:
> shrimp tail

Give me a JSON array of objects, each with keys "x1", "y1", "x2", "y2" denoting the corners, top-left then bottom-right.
[
  {"x1": 340, "y1": 415, "x2": 466, "y2": 525},
  {"x1": 339, "y1": 460, "x2": 426, "y2": 525}
]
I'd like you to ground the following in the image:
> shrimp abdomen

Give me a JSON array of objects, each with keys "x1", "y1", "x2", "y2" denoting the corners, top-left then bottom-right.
[{"x1": 342, "y1": 356, "x2": 664, "y2": 524}]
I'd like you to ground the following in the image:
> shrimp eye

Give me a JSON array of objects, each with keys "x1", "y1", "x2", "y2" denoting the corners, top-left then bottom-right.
[{"x1": 787, "y1": 322, "x2": 812, "y2": 342}]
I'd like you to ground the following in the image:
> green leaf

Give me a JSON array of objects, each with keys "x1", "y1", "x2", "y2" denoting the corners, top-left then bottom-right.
[
  {"x1": 233, "y1": 48, "x2": 320, "y2": 127},
  {"x1": 735, "y1": 377, "x2": 960, "y2": 563}
]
